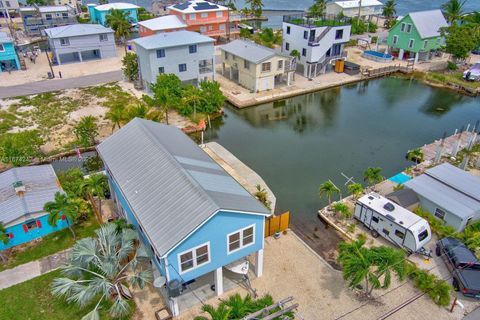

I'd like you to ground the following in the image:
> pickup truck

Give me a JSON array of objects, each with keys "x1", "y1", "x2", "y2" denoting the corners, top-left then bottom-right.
[{"x1": 436, "y1": 237, "x2": 480, "y2": 299}]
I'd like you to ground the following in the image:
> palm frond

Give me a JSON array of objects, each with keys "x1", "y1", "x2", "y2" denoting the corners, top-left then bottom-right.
[{"x1": 110, "y1": 295, "x2": 131, "y2": 318}]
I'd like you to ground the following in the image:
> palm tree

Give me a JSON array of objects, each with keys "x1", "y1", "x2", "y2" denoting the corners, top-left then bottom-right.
[
  {"x1": 332, "y1": 202, "x2": 351, "y2": 221},
  {"x1": 105, "y1": 103, "x2": 126, "y2": 132},
  {"x1": 363, "y1": 167, "x2": 384, "y2": 188},
  {"x1": 193, "y1": 304, "x2": 231, "y2": 320},
  {"x1": 219, "y1": 293, "x2": 255, "y2": 318},
  {"x1": 245, "y1": 0, "x2": 263, "y2": 18},
  {"x1": 382, "y1": 0, "x2": 396, "y2": 19},
  {"x1": 51, "y1": 224, "x2": 152, "y2": 319},
  {"x1": 347, "y1": 183, "x2": 364, "y2": 200},
  {"x1": 82, "y1": 174, "x2": 108, "y2": 215},
  {"x1": 338, "y1": 239, "x2": 407, "y2": 296},
  {"x1": 145, "y1": 74, "x2": 182, "y2": 125},
  {"x1": 183, "y1": 85, "x2": 205, "y2": 120},
  {"x1": 308, "y1": 0, "x2": 326, "y2": 18},
  {"x1": 105, "y1": 9, "x2": 132, "y2": 53},
  {"x1": 319, "y1": 180, "x2": 340, "y2": 205},
  {"x1": 406, "y1": 148, "x2": 424, "y2": 165},
  {"x1": 44, "y1": 192, "x2": 78, "y2": 239},
  {"x1": 126, "y1": 103, "x2": 164, "y2": 123},
  {"x1": 73, "y1": 116, "x2": 98, "y2": 147},
  {"x1": 442, "y1": 0, "x2": 467, "y2": 24}
]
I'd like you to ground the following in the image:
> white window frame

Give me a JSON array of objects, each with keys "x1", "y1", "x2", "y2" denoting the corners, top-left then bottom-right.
[
  {"x1": 216, "y1": 11, "x2": 223, "y2": 18},
  {"x1": 177, "y1": 242, "x2": 210, "y2": 274},
  {"x1": 392, "y1": 35, "x2": 398, "y2": 45},
  {"x1": 406, "y1": 23, "x2": 412, "y2": 33},
  {"x1": 226, "y1": 224, "x2": 256, "y2": 254},
  {"x1": 400, "y1": 23, "x2": 406, "y2": 32},
  {"x1": 408, "y1": 38, "x2": 415, "y2": 49},
  {"x1": 190, "y1": 13, "x2": 196, "y2": 20},
  {"x1": 99, "y1": 33, "x2": 108, "y2": 42},
  {"x1": 60, "y1": 37, "x2": 70, "y2": 46},
  {"x1": 423, "y1": 40, "x2": 428, "y2": 49},
  {"x1": 201, "y1": 12, "x2": 208, "y2": 18},
  {"x1": 434, "y1": 208, "x2": 446, "y2": 220}
]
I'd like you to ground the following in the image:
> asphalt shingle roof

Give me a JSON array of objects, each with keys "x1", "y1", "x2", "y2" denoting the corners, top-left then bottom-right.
[
  {"x1": 0, "y1": 165, "x2": 63, "y2": 225},
  {"x1": 97, "y1": 119, "x2": 270, "y2": 257}
]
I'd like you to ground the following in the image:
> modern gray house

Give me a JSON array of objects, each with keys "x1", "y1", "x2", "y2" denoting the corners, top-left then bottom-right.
[
  {"x1": 133, "y1": 30, "x2": 215, "y2": 90},
  {"x1": 44, "y1": 24, "x2": 116, "y2": 65},
  {"x1": 404, "y1": 163, "x2": 480, "y2": 232},
  {"x1": 20, "y1": 5, "x2": 77, "y2": 36}
]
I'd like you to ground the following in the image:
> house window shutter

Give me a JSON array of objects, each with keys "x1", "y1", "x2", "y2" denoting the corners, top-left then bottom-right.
[
  {"x1": 23, "y1": 224, "x2": 28, "y2": 233},
  {"x1": 8, "y1": 233, "x2": 14, "y2": 239},
  {"x1": 36, "y1": 220, "x2": 42, "y2": 228}
]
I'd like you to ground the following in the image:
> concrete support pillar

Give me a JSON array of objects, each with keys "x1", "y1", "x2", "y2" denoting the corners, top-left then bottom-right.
[
  {"x1": 255, "y1": 249, "x2": 264, "y2": 278},
  {"x1": 78, "y1": 51, "x2": 83, "y2": 62},
  {"x1": 212, "y1": 57, "x2": 216, "y2": 81},
  {"x1": 414, "y1": 52, "x2": 419, "y2": 64},
  {"x1": 169, "y1": 298, "x2": 179, "y2": 317},
  {"x1": 214, "y1": 267, "x2": 223, "y2": 296},
  {"x1": 399, "y1": 49, "x2": 404, "y2": 60},
  {"x1": 229, "y1": 66, "x2": 232, "y2": 79}
]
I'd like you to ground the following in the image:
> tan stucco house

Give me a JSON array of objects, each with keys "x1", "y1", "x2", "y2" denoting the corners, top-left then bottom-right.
[{"x1": 220, "y1": 40, "x2": 295, "y2": 92}]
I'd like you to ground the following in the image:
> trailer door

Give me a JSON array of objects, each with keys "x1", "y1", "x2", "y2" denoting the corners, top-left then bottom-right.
[{"x1": 362, "y1": 206, "x2": 373, "y2": 226}]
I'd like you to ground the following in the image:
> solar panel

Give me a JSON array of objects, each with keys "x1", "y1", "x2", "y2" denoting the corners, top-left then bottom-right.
[
  {"x1": 173, "y1": 2, "x2": 190, "y2": 10},
  {"x1": 193, "y1": 2, "x2": 219, "y2": 10}
]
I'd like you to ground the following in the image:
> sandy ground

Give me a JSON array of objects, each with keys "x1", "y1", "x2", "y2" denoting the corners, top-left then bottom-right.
[
  {"x1": 131, "y1": 231, "x2": 473, "y2": 320},
  {"x1": 0, "y1": 46, "x2": 126, "y2": 86}
]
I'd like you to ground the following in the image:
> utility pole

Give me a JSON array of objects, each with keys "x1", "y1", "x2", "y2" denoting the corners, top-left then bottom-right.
[{"x1": 45, "y1": 50, "x2": 55, "y2": 78}]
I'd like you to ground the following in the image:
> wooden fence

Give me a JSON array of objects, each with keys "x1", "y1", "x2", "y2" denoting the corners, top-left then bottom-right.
[{"x1": 264, "y1": 211, "x2": 290, "y2": 238}]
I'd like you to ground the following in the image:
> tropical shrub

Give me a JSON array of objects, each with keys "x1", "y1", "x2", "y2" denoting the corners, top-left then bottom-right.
[
  {"x1": 122, "y1": 52, "x2": 139, "y2": 82},
  {"x1": 73, "y1": 116, "x2": 98, "y2": 147},
  {"x1": 57, "y1": 168, "x2": 86, "y2": 197},
  {"x1": 332, "y1": 202, "x2": 351, "y2": 220},
  {"x1": 0, "y1": 130, "x2": 44, "y2": 166},
  {"x1": 406, "y1": 262, "x2": 452, "y2": 306},
  {"x1": 413, "y1": 207, "x2": 456, "y2": 239}
]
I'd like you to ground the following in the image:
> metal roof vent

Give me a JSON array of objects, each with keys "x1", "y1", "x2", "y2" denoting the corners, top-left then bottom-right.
[
  {"x1": 13, "y1": 181, "x2": 26, "y2": 196},
  {"x1": 399, "y1": 221, "x2": 404, "y2": 225},
  {"x1": 368, "y1": 196, "x2": 374, "y2": 200},
  {"x1": 383, "y1": 202, "x2": 395, "y2": 212}
]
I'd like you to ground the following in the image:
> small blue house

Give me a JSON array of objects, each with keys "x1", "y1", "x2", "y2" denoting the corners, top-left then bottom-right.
[
  {"x1": 0, "y1": 32, "x2": 20, "y2": 73},
  {"x1": 0, "y1": 165, "x2": 69, "y2": 251},
  {"x1": 88, "y1": 3, "x2": 140, "y2": 27},
  {"x1": 97, "y1": 118, "x2": 271, "y2": 316}
]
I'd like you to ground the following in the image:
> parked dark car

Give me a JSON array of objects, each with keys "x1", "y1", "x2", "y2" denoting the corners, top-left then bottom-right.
[{"x1": 436, "y1": 237, "x2": 480, "y2": 298}]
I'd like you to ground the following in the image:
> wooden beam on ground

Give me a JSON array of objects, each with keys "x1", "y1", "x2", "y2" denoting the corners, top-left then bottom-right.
[
  {"x1": 243, "y1": 296, "x2": 294, "y2": 320},
  {"x1": 261, "y1": 303, "x2": 299, "y2": 320}
]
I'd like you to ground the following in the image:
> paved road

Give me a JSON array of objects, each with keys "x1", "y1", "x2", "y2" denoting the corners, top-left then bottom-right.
[
  {"x1": 0, "y1": 70, "x2": 123, "y2": 99},
  {"x1": 0, "y1": 249, "x2": 68, "y2": 289},
  {"x1": 464, "y1": 306, "x2": 480, "y2": 320}
]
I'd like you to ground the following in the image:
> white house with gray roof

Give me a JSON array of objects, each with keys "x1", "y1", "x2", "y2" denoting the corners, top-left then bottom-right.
[
  {"x1": 44, "y1": 24, "x2": 116, "y2": 65},
  {"x1": 97, "y1": 118, "x2": 271, "y2": 315},
  {"x1": 404, "y1": 163, "x2": 480, "y2": 232},
  {"x1": 220, "y1": 39, "x2": 295, "y2": 92},
  {"x1": 133, "y1": 30, "x2": 215, "y2": 90},
  {"x1": 0, "y1": 165, "x2": 69, "y2": 251}
]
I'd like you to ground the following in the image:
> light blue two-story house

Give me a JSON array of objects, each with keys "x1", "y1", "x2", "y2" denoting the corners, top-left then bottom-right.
[
  {"x1": 88, "y1": 2, "x2": 140, "y2": 27},
  {"x1": 0, "y1": 165, "x2": 69, "y2": 251},
  {"x1": 97, "y1": 118, "x2": 271, "y2": 316},
  {"x1": 0, "y1": 32, "x2": 20, "y2": 73}
]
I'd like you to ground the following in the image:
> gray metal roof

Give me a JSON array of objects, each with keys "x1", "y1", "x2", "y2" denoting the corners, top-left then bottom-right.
[
  {"x1": 97, "y1": 118, "x2": 270, "y2": 257},
  {"x1": 404, "y1": 163, "x2": 480, "y2": 219},
  {"x1": 221, "y1": 39, "x2": 288, "y2": 64},
  {"x1": 408, "y1": 9, "x2": 448, "y2": 39},
  {"x1": 133, "y1": 30, "x2": 214, "y2": 50},
  {"x1": 44, "y1": 24, "x2": 114, "y2": 39},
  {"x1": 0, "y1": 165, "x2": 63, "y2": 225},
  {"x1": 0, "y1": 32, "x2": 12, "y2": 44}
]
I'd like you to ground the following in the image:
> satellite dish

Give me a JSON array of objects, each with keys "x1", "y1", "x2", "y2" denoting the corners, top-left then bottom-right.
[{"x1": 153, "y1": 276, "x2": 166, "y2": 288}]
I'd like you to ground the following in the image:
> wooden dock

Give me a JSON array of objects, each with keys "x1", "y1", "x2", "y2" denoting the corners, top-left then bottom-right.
[
  {"x1": 419, "y1": 131, "x2": 477, "y2": 162},
  {"x1": 361, "y1": 64, "x2": 413, "y2": 79}
]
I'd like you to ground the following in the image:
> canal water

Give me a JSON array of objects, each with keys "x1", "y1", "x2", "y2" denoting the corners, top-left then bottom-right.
[{"x1": 203, "y1": 78, "x2": 480, "y2": 262}]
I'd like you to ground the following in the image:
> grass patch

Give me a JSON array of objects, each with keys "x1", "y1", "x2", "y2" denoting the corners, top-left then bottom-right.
[
  {"x1": 0, "y1": 270, "x2": 135, "y2": 320},
  {"x1": 426, "y1": 71, "x2": 480, "y2": 90},
  {"x1": 0, "y1": 213, "x2": 99, "y2": 272}
]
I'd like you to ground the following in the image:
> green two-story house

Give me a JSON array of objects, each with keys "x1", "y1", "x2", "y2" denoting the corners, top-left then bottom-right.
[{"x1": 387, "y1": 10, "x2": 448, "y2": 63}]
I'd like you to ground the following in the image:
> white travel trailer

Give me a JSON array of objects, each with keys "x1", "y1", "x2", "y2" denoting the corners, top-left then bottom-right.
[{"x1": 354, "y1": 193, "x2": 432, "y2": 255}]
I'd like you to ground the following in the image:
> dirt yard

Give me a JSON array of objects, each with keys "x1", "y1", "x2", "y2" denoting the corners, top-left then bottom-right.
[{"x1": 132, "y1": 231, "x2": 472, "y2": 320}]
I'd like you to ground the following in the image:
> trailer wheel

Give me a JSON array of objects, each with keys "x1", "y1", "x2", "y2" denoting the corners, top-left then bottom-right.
[
  {"x1": 452, "y1": 278, "x2": 460, "y2": 291},
  {"x1": 435, "y1": 245, "x2": 441, "y2": 257},
  {"x1": 371, "y1": 229, "x2": 379, "y2": 238}
]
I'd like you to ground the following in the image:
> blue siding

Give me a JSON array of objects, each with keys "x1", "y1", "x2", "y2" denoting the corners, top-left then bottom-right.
[
  {"x1": 91, "y1": 8, "x2": 139, "y2": 26},
  {"x1": 166, "y1": 211, "x2": 264, "y2": 282},
  {"x1": 0, "y1": 41, "x2": 20, "y2": 72},
  {"x1": 0, "y1": 214, "x2": 69, "y2": 251},
  {"x1": 106, "y1": 169, "x2": 265, "y2": 283}
]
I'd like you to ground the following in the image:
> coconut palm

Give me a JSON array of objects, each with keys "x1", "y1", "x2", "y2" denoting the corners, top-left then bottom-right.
[
  {"x1": 183, "y1": 84, "x2": 205, "y2": 120},
  {"x1": 442, "y1": 0, "x2": 467, "y2": 24},
  {"x1": 126, "y1": 103, "x2": 164, "y2": 123},
  {"x1": 406, "y1": 148, "x2": 424, "y2": 165},
  {"x1": 382, "y1": 0, "x2": 396, "y2": 19},
  {"x1": 105, "y1": 103, "x2": 127, "y2": 132},
  {"x1": 347, "y1": 183, "x2": 364, "y2": 200},
  {"x1": 105, "y1": 9, "x2": 132, "y2": 52},
  {"x1": 308, "y1": 0, "x2": 327, "y2": 18},
  {"x1": 319, "y1": 180, "x2": 340, "y2": 204},
  {"x1": 82, "y1": 173, "x2": 108, "y2": 215},
  {"x1": 51, "y1": 223, "x2": 152, "y2": 319},
  {"x1": 370, "y1": 246, "x2": 407, "y2": 292},
  {"x1": 219, "y1": 293, "x2": 255, "y2": 318},
  {"x1": 193, "y1": 304, "x2": 232, "y2": 320},
  {"x1": 363, "y1": 167, "x2": 384, "y2": 188},
  {"x1": 44, "y1": 192, "x2": 78, "y2": 239}
]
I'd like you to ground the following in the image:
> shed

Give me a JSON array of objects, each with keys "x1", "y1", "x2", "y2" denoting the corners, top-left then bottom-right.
[{"x1": 387, "y1": 188, "x2": 419, "y2": 211}]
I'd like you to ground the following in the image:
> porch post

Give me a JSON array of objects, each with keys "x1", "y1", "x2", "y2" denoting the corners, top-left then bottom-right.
[
  {"x1": 414, "y1": 52, "x2": 419, "y2": 64},
  {"x1": 398, "y1": 49, "x2": 404, "y2": 60},
  {"x1": 214, "y1": 267, "x2": 223, "y2": 296},
  {"x1": 169, "y1": 298, "x2": 180, "y2": 316},
  {"x1": 255, "y1": 249, "x2": 264, "y2": 278}
]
